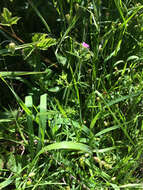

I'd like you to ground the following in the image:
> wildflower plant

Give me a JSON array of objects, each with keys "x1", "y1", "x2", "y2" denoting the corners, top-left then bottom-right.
[{"x1": 0, "y1": 0, "x2": 143, "y2": 189}]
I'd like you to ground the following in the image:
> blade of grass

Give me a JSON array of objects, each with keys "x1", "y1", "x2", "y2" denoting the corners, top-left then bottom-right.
[
  {"x1": 95, "y1": 90, "x2": 135, "y2": 145},
  {"x1": 104, "y1": 91, "x2": 143, "y2": 108},
  {"x1": 0, "y1": 71, "x2": 49, "y2": 78},
  {"x1": 95, "y1": 125, "x2": 120, "y2": 137},
  {"x1": 90, "y1": 112, "x2": 101, "y2": 129},
  {"x1": 55, "y1": 98, "x2": 67, "y2": 118},
  {"x1": 114, "y1": 0, "x2": 125, "y2": 23},
  {"x1": 25, "y1": 95, "x2": 35, "y2": 158},
  {"x1": 28, "y1": 0, "x2": 51, "y2": 33},
  {"x1": 37, "y1": 94, "x2": 47, "y2": 152},
  {"x1": 0, "y1": 75, "x2": 32, "y2": 116},
  {"x1": 120, "y1": 183, "x2": 143, "y2": 188},
  {"x1": 0, "y1": 178, "x2": 14, "y2": 189},
  {"x1": 37, "y1": 141, "x2": 92, "y2": 156},
  {"x1": 30, "y1": 141, "x2": 92, "y2": 172},
  {"x1": 55, "y1": 15, "x2": 79, "y2": 54}
]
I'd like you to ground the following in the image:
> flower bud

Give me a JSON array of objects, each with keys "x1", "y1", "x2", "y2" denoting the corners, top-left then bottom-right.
[{"x1": 8, "y1": 42, "x2": 16, "y2": 54}]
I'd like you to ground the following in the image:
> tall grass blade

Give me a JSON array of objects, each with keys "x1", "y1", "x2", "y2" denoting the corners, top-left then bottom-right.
[
  {"x1": 28, "y1": 0, "x2": 51, "y2": 33},
  {"x1": 25, "y1": 95, "x2": 34, "y2": 158},
  {"x1": 32, "y1": 141, "x2": 92, "y2": 168},
  {"x1": 95, "y1": 90, "x2": 135, "y2": 145},
  {"x1": 0, "y1": 71, "x2": 49, "y2": 78},
  {"x1": 37, "y1": 94, "x2": 47, "y2": 151},
  {"x1": 0, "y1": 75, "x2": 32, "y2": 116},
  {"x1": 95, "y1": 125, "x2": 120, "y2": 137},
  {"x1": 55, "y1": 16, "x2": 78, "y2": 53},
  {"x1": 90, "y1": 112, "x2": 101, "y2": 129},
  {"x1": 55, "y1": 98, "x2": 67, "y2": 118}
]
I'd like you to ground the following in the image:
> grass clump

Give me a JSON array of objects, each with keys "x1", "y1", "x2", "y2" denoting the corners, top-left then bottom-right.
[{"x1": 0, "y1": 0, "x2": 143, "y2": 189}]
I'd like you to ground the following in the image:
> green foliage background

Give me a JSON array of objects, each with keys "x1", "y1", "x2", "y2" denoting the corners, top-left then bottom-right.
[{"x1": 0, "y1": 0, "x2": 143, "y2": 189}]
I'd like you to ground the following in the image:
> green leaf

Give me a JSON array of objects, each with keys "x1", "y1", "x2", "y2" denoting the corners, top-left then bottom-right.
[
  {"x1": 120, "y1": 183, "x2": 143, "y2": 188},
  {"x1": 56, "y1": 53, "x2": 67, "y2": 66},
  {"x1": 25, "y1": 95, "x2": 34, "y2": 158},
  {"x1": 0, "y1": 74, "x2": 32, "y2": 119},
  {"x1": 30, "y1": 141, "x2": 92, "y2": 170},
  {"x1": 0, "y1": 71, "x2": 49, "y2": 77},
  {"x1": 0, "y1": 155, "x2": 4, "y2": 171},
  {"x1": 7, "y1": 154, "x2": 19, "y2": 173},
  {"x1": 104, "y1": 91, "x2": 143, "y2": 108},
  {"x1": 32, "y1": 33, "x2": 57, "y2": 50},
  {"x1": 127, "y1": 55, "x2": 139, "y2": 62},
  {"x1": 37, "y1": 94, "x2": 47, "y2": 151},
  {"x1": 9, "y1": 16, "x2": 21, "y2": 25},
  {"x1": 97, "y1": 147, "x2": 118, "y2": 153},
  {"x1": 110, "y1": 183, "x2": 120, "y2": 190},
  {"x1": 55, "y1": 98, "x2": 67, "y2": 118},
  {"x1": 37, "y1": 141, "x2": 92, "y2": 157},
  {"x1": 95, "y1": 125, "x2": 120, "y2": 137},
  {"x1": 0, "y1": 178, "x2": 14, "y2": 189},
  {"x1": 37, "y1": 37, "x2": 57, "y2": 50},
  {"x1": 48, "y1": 86, "x2": 60, "y2": 92},
  {"x1": 0, "y1": 8, "x2": 21, "y2": 26},
  {"x1": 2, "y1": 8, "x2": 12, "y2": 22},
  {"x1": 90, "y1": 112, "x2": 101, "y2": 129}
]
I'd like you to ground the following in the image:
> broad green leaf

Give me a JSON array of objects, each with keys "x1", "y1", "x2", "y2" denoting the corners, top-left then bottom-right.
[
  {"x1": 0, "y1": 119, "x2": 12, "y2": 122},
  {"x1": 55, "y1": 53, "x2": 67, "y2": 66},
  {"x1": 32, "y1": 33, "x2": 45, "y2": 42},
  {"x1": 32, "y1": 33, "x2": 57, "y2": 50},
  {"x1": 36, "y1": 141, "x2": 92, "y2": 157},
  {"x1": 37, "y1": 94, "x2": 47, "y2": 151},
  {"x1": 7, "y1": 154, "x2": 17, "y2": 173},
  {"x1": 7, "y1": 154, "x2": 21, "y2": 173},
  {"x1": 37, "y1": 36, "x2": 57, "y2": 50},
  {"x1": 0, "y1": 178, "x2": 14, "y2": 189},
  {"x1": 30, "y1": 141, "x2": 92, "y2": 171}
]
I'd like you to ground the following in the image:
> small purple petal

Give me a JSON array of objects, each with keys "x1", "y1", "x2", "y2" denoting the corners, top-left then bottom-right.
[{"x1": 82, "y1": 42, "x2": 90, "y2": 48}]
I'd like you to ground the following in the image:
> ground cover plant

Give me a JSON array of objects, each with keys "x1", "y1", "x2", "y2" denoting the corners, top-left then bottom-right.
[{"x1": 0, "y1": 0, "x2": 143, "y2": 189}]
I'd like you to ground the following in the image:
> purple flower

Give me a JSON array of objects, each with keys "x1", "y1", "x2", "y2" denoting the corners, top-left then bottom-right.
[{"x1": 82, "y1": 42, "x2": 90, "y2": 48}]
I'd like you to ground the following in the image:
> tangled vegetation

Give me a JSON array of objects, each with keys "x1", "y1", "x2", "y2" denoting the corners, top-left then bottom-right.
[{"x1": 0, "y1": 0, "x2": 143, "y2": 189}]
